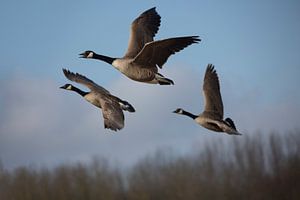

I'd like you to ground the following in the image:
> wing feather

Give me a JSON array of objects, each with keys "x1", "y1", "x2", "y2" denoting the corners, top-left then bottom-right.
[
  {"x1": 133, "y1": 36, "x2": 200, "y2": 68},
  {"x1": 124, "y1": 7, "x2": 161, "y2": 58},
  {"x1": 202, "y1": 64, "x2": 223, "y2": 119},
  {"x1": 100, "y1": 100, "x2": 125, "y2": 131},
  {"x1": 62, "y1": 69, "x2": 110, "y2": 94}
]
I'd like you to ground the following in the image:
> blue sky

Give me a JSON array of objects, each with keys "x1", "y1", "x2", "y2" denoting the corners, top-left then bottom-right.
[{"x1": 1, "y1": 0, "x2": 300, "y2": 169}]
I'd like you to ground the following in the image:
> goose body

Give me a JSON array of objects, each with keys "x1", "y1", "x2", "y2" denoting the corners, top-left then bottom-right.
[
  {"x1": 173, "y1": 64, "x2": 242, "y2": 135},
  {"x1": 60, "y1": 69, "x2": 135, "y2": 131},
  {"x1": 80, "y1": 7, "x2": 200, "y2": 85}
]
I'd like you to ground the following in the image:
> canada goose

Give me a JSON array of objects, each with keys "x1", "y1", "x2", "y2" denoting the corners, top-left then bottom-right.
[
  {"x1": 79, "y1": 7, "x2": 200, "y2": 85},
  {"x1": 173, "y1": 64, "x2": 242, "y2": 135},
  {"x1": 60, "y1": 69, "x2": 135, "y2": 131}
]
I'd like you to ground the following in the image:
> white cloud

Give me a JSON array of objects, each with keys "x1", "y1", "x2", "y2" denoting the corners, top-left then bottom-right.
[{"x1": 0, "y1": 66, "x2": 299, "y2": 169}]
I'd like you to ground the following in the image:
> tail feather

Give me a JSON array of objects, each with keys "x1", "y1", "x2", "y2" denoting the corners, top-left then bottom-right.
[
  {"x1": 225, "y1": 118, "x2": 237, "y2": 130},
  {"x1": 119, "y1": 100, "x2": 135, "y2": 112},
  {"x1": 224, "y1": 118, "x2": 242, "y2": 135},
  {"x1": 155, "y1": 73, "x2": 174, "y2": 85}
]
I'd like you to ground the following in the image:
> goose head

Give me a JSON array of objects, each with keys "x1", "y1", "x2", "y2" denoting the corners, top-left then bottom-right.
[
  {"x1": 79, "y1": 50, "x2": 95, "y2": 58},
  {"x1": 173, "y1": 108, "x2": 184, "y2": 114},
  {"x1": 60, "y1": 84, "x2": 73, "y2": 90}
]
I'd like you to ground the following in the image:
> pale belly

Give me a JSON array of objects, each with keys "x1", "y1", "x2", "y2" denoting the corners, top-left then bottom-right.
[
  {"x1": 195, "y1": 117, "x2": 223, "y2": 132},
  {"x1": 123, "y1": 65, "x2": 157, "y2": 82},
  {"x1": 112, "y1": 59, "x2": 157, "y2": 82},
  {"x1": 195, "y1": 116, "x2": 240, "y2": 135},
  {"x1": 84, "y1": 93, "x2": 101, "y2": 108}
]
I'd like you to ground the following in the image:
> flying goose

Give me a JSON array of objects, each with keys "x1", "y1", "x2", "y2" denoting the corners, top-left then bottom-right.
[
  {"x1": 173, "y1": 64, "x2": 242, "y2": 135},
  {"x1": 79, "y1": 7, "x2": 200, "y2": 85},
  {"x1": 60, "y1": 69, "x2": 135, "y2": 131}
]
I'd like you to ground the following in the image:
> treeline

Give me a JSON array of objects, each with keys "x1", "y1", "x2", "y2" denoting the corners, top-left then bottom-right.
[{"x1": 0, "y1": 131, "x2": 299, "y2": 200}]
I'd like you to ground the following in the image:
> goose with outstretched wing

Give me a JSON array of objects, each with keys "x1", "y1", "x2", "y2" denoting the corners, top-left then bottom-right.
[
  {"x1": 60, "y1": 69, "x2": 135, "y2": 131},
  {"x1": 173, "y1": 64, "x2": 242, "y2": 135},
  {"x1": 79, "y1": 7, "x2": 200, "y2": 85}
]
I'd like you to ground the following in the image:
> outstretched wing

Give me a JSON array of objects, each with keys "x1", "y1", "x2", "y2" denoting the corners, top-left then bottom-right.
[
  {"x1": 133, "y1": 36, "x2": 200, "y2": 68},
  {"x1": 124, "y1": 7, "x2": 161, "y2": 58},
  {"x1": 100, "y1": 100, "x2": 125, "y2": 131},
  {"x1": 62, "y1": 69, "x2": 110, "y2": 94},
  {"x1": 202, "y1": 64, "x2": 223, "y2": 119}
]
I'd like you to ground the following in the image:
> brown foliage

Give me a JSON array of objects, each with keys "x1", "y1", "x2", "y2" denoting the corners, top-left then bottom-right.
[{"x1": 0, "y1": 131, "x2": 299, "y2": 200}]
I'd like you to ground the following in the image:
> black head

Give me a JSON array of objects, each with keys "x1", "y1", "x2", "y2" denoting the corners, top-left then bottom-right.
[
  {"x1": 79, "y1": 50, "x2": 95, "y2": 58},
  {"x1": 173, "y1": 108, "x2": 184, "y2": 114},
  {"x1": 60, "y1": 84, "x2": 73, "y2": 90}
]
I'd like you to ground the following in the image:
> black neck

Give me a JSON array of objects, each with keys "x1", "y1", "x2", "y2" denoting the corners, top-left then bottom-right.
[
  {"x1": 71, "y1": 86, "x2": 88, "y2": 97},
  {"x1": 182, "y1": 110, "x2": 197, "y2": 119},
  {"x1": 93, "y1": 53, "x2": 116, "y2": 65}
]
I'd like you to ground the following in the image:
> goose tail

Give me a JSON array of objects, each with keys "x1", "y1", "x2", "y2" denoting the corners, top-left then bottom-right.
[
  {"x1": 119, "y1": 100, "x2": 135, "y2": 112},
  {"x1": 225, "y1": 118, "x2": 237, "y2": 130},
  {"x1": 155, "y1": 73, "x2": 174, "y2": 85},
  {"x1": 225, "y1": 118, "x2": 242, "y2": 135}
]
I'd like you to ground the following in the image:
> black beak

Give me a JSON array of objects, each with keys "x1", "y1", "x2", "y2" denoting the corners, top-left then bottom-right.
[
  {"x1": 59, "y1": 86, "x2": 65, "y2": 89},
  {"x1": 79, "y1": 52, "x2": 85, "y2": 58}
]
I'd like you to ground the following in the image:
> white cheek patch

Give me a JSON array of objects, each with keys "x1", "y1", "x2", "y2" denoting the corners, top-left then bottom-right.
[
  {"x1": 67, "y1": 85, "x2": 72, "y2": 90},
  {"x1": 87, "y1": 52, "x2": 94, "y2": 58},
  {"x1": 179, "y1": 109, "x2": 183, "y2": 114}
]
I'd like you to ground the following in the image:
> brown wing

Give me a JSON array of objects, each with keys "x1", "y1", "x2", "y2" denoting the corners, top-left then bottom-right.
[
  {"x1": 124, "y1": 7, "x2": 161, "y2": 58},
  {"x1": 202, "y1": 64, "x2": 223, "y2": 119},
  {"x1": 100, "y1": 100, "x2": 125, "y2": 131},
  {"x1": 62, "y1": 69, "x2": 110, "y2": 94},
  {"x1": 133, "y1": 36, "x2": 200, "y2": 68}
]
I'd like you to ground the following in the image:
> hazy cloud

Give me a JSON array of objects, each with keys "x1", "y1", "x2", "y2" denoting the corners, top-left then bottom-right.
[{"x1": 0, "y1": 66, "x2": 299, "y2": 169}]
